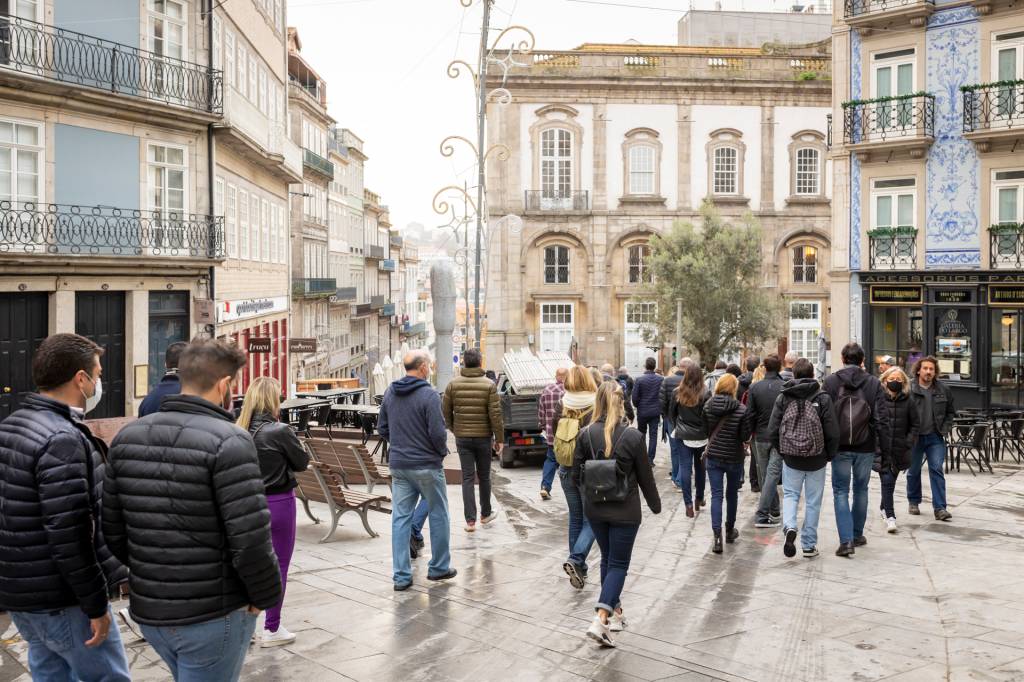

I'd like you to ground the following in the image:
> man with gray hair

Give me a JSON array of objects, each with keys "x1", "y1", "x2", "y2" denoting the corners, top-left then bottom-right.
[
  {"x1": 600, "y1": 363, "x2": 634, "y2": 423},
  {"x1": 378, "y1": 350, "x2": 456, "y2": 591},
  {"x1": 781, "y1": 351, "x2": 799, "y2": 382}
]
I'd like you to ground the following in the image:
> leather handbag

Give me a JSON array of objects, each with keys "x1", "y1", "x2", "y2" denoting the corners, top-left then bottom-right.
[{"x1": 581, "y1": 425, "x2": 629, "y2": 504}]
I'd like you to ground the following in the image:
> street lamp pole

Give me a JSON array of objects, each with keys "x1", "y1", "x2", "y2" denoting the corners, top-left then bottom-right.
[{"x1": 472, "y1": 0, "x2": 493, "y2": 351}]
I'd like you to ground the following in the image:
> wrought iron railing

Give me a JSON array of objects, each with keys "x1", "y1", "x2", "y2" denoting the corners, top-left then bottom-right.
[
  {"x1": 292, "y1": 278, "x2": 336, "y2": 298},
  {"x1": 332, "y1": 286, "x2": 357, "y2": 302},
  {"x1": 0, "y1": 14, "x2": 222, "y2": 114},
  {"x1": 366, "y1": 244, "x2": 385, "y2": 259},
  {"x1": 524, "y1": 190, "x2": 590, "y2": 211},
  {"x1": 302, "y1": 148, "x2": 334, "y2": 179},
  {"x1": 403, "y1": 321, "x2": 427, "y2": 336},
  {"x1": 869, "y1": 229, "x2": 917, "y2": 270},
  {"x1": 370, "y1": 294, "x2": 386, "y2": 309},
  {"x1": 353, "y1": 303, "x2": 372, "y2": 316},
  {"x1": 379, "y1": 258, "x2": 396, "y2": 272},
  {"x1": 390, "y1": 234, "x2": 403, "y2": 247},
  {"x1": 843, "y1": 94, "x2": 935, "y2": 145},
  {"x1": 963, "y1": 80, "x2": 1024, "y2": 134},
  {"x1": 990, "y1": 227, "x2": 1024, "y2": 270},
  {"x1": 844, "y1": 0, "x2": 933, "y2": 18},
  {"x1": 0, "y1": 201, "x2": 223, "y2": 258}
]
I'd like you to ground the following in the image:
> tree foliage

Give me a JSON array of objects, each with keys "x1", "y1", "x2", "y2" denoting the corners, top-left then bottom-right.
[{"x1": 642, "y1": 201, "x2": 784, "y2": 368}]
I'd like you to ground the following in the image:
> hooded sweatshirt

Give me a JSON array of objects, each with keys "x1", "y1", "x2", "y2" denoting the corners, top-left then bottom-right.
[
  {"x1": 823, "y1": 365, "x2": 892, "y2": 456},
  {"x1": 766, "y1": 377, "x2": 840, "y2": 471},
  {"x1": 377, "y1": 376, "x2": 447, "y2": 469},
  {"x1": 701, "y1": 394, "x2": 752, "y2": 464}
]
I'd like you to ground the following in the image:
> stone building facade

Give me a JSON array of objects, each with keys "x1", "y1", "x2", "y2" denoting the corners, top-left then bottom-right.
[{"x1": 485, "y1": 42, "x2": 833, "y2": 373}]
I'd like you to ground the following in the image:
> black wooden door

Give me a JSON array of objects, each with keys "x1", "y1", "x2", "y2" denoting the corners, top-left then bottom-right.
[
  {"x1": 75, "y1": 292, "x2": 126, "y2": 418},
  {"x1": 0, "y1": 292, "x2": 48, "y2": 420}
]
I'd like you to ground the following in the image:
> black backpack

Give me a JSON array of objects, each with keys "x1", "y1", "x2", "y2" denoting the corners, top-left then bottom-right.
[
  {"x1": 836, "y1": 384, "x2": 871, "y2": 448},
  {"x1": 581, "y1": 425, "x2": 629, "y2": 504}
]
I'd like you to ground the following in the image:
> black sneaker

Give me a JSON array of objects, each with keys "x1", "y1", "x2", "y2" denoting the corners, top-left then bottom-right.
[
  {"x1": 908, "y1": 503, "x2": 920, "y2": 515},
  {"x1": 783, "y1": 528, "x2": 797, "y2": 558},
  {"x1": 835, "y1": 542, "x2": 855, "y2": 558},
  {"x1": 427, "y1": 569, "x2": 458, "y2": 581},
  {"x1": 725, "y1": 527, "x2": 740, "y2": 543},
  {"x1": 934, "y1": 508, "x2": 952, "y2": 522},
  {"x1": 394, "y1": 582, "x2": 413, "y2": 592},
  {"x1": 853, "y1": 535, "x2": 867, "y2": 547},
  {"x1": 562, "y1": 561, "x2": 586, "y2": 590},
  {"x1": 411, "y1": 537, "x2": 425, "y2": 551},
  {"x1": 802, "y1": 546, "x2": 819, "y2": 558}
]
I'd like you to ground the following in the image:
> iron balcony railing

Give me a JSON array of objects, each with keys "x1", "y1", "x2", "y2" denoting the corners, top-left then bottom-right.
[
  {"x1": 370, "y1": 294, "x2": 386, "y2": 309},
  {"x1": 378, "y1": 258, "x2": 396, "y2": 272},
  {"x1": 353, "y1": 303, "x2": 372, "y2": 316},
  {"x1": 403, "y1": 321, "x2": 427, "y2": 336},
  {"x1": 390, "y1": 234, "x2": 403, "y2": 247},
  {"x1": 0, "y1": 201, "x2": 223, "y2": 258},
  {"x1": 963, "y1": 80, "x2": 1024, "y2": 134},
  {"x1": 381, "y1": 303, "x2": 395, "y2": 316},
  {"x1": 869, "y1": 229, "x2": 917, "y2": 270},
  {"x1": 366, "y1": 244, "x2": 385, "y2": 260},
  {"x1": 844, "y1": 0, "x2": 933, "y2": 19},
  {"x1": 990, "y1": 226, "x2": 1024, "y2": 270},
  {"x1": 524, "y1": 190, "x2": 590, "y2": 212},
  {"x1": 843, "y1": 94, "x2": 935, "y2": 145},
  {"x1": 292, "y1": 278, "x2": 336, "y2": 298},
  {"x1": 0, "y1": 15, "x2": 222, "y2": 114},
  {"x1": 302, "y1": 148, "x2": 334, "y2": 179},
  {"x1": 331, "y1": 286, "x2": 357, "y2": 302}
]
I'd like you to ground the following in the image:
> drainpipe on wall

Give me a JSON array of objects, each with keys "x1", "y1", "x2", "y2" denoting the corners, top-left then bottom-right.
[{"x1": 206, "y1": 0, "x2": 216, "y2": 335}]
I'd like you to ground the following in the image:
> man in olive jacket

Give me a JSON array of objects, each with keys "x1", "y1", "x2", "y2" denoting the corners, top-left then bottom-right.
[{"x1": 443, "y1": 348, "x2": 504, "y2": 531}]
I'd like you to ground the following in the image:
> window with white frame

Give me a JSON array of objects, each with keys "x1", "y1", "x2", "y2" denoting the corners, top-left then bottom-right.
[
  {"x1": 148, "y1": 144, "x2": 185, "y2": 216},
  {"x1": 627, "y1": 244, "x2": 652, "y2": 284},
  {"x1": 624, "y1": 301, "x2": 657, "y2": 376},
  {"x1": 0, "y1": 118, "x2": 42, "y2": 206},
  {"x1": 713, "y1": 147, "x2": 738, "y2": 195},
  {"x1": 994, "y1": 32, "x2": 1024, "y2": 118},
  {"x1": 795, "y1": 148, "x2": 820, "y2": 195},
  {"x1": 238, "y1": 188, "x2": 249, "y2": 259},
  {"x1": 223, "y1": 30, "x2": 234, "y2": 88},
  {"x1": 277, "y1": 204, "x2": 287, "y2": 263},
  {"x1": 629, "y1": 145, "x2": 655, "y2": 195},
  {"x1": 541, "y1": 128, "x2": 572, "y2": 200},
  {"x1": 214, "y1": 176, "x2": 223, "y2": 251},
  {"x1": 543, "y1": 244, "x2": 569, "y2": 284},
  {"x1": 250, "y1": 194, "x2": 260, "y2": 260},
  {"x1": 147, "y1": 0, "x2": 186, "y2": 98},
  {"x1": 248, "y1": 54, "x2": 258, "y2": 105},
  {"x1": 258, "y1": 68, "x2": 268, "y2": 116},
  {"x1": 993, "y1": 170, "x2": 1024, "y2": 265},
  {"x1": 211, "y1": 15, "x2": 221, "y2": 71},
  {"x1": 872, "y1": 48, "x2": 916, "y2": 132},
  {"x1": 261, "y1": 198, "x2": 270, "y2": 262},
  {"x1": 789, "y1": 301, "x2": 821, "y2": 365},
  {"x1": 236, "y1": 44, "x2": 247, "y2": 97},
  {"x1": 225, "y1": 183, "x2": 237, "y2": 258},
  {"x1": 872, "y1": 178, "x2": 916, "y2": 230},
  {"x1": 792, "y1": 245, "x2": 817, "y2": 284},
  {"x1": 539, "y1": 303, "x2": 574, "y2": 354}
]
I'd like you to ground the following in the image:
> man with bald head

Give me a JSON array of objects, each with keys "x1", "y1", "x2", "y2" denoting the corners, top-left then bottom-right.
[
  {"x1": 781, "y1": 351, "x2": 799, "y2": 382},
  {"x1": 378, "y1": 350, "x2": 455, "y2": 590},
  {"x1": 538, "y1": 366, "x2": 568, "y2": 500}
]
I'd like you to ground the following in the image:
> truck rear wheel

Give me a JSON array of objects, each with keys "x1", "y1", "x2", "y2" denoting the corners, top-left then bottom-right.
[{"x1": 499, "y1": 449, "x2": 516, "y2": 468}]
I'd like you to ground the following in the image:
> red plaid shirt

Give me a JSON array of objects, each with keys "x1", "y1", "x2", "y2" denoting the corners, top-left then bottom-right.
[{"x1": 538, "y1": 381, "x2": 566, "y2": 443}]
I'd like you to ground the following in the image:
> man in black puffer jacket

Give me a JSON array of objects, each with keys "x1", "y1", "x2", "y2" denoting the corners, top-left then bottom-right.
[
  {"x1": 746, "y1": 354, "x2": 787, "y2": 528},
  {"x1": 105, "y1": 339, "x2": 281, "y2": 681},
  {"x1": 0, "y1": 333, "x2": 130, "y2": 680}
]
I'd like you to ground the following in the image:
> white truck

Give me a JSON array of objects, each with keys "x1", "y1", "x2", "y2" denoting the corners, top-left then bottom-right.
[{"x1": 494, "y1": 348, "x2": 573, "y2": 468}]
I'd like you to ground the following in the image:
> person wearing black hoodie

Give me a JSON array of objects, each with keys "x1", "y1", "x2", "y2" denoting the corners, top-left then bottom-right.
[
  {"x1": 767, "y1": 358, "x2": 839, "y2": 559},
  {"x1": 822, "y1": 342, "x2": 892, "y2": 557},
  {"x1": 738, "y1": 355, "x2": 760, "y2": 492},
  {"x1": 701, "y1": 374, "x2": 753, "y2": 554}
]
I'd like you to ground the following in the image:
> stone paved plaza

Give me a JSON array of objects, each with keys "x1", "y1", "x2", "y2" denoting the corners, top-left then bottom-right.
[{"x1": 4, "y1": 440, "x2": 1024, "y2": 681}]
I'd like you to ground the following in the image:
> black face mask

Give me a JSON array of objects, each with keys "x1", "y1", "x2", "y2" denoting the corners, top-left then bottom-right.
[{"x1": 886, "y1": 381, "x2": 903, "y2": 393}]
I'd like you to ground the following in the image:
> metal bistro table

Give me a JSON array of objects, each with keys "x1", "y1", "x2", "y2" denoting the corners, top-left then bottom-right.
[
  {"x1": 330, "y1": 403, "x2": 369, "y2": 429},
  {"x1": 296, "y1": 388, "x2": 350, "y2": 403},
  {"x1": 280, "y1": 397, "x2": 329, "y2": 423},
  {"x1": 339, "y1": 387, "x2": 368, "y2": 405}
]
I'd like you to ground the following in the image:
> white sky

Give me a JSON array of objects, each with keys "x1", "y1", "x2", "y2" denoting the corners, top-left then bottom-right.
[{"x1": 288, "y1": 0, "x2": 813, "y2": 235}]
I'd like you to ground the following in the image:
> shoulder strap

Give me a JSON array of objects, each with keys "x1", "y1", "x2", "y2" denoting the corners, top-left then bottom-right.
[{"x1": 708, "y1": 415, "x2": 727, "y2": 448}]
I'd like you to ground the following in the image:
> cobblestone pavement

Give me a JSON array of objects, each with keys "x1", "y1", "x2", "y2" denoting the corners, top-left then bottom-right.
[{"x1": 4, "y1": 439, "x2": 1024, "y2": 681}]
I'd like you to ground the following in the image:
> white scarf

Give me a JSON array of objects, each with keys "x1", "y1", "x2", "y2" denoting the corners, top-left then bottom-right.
[{"x1": 562, "y1": 391, "x2": 595, "y2": 410}]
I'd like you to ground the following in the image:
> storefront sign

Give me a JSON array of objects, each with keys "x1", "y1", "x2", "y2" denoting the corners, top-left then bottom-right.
[
  {"x1": 247, "y1": 337, "x2": 272, "y2": 353},
  {"x1": 935, "y1": 289, "x2": 972, "y2": 304},
  {"x1": 869, "y1": 285, "x2": 923, "y2": 305},
  {"x1": 288, "y1": 338, "x2": 318, "y2": 353},
  {"x1": 937, "y1": 310, "x2": 969, "y2": 337},
  {"x1": 989, "y1": 286, "x2": 1024, "y2": 307},
  {"x1": 218, "y1": 296, "x2": 288, "y2": 324}
]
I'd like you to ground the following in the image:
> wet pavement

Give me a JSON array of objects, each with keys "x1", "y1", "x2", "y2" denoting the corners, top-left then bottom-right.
[{"x1": 4, "y1": 438, "x2": 1024, "y2": 681}]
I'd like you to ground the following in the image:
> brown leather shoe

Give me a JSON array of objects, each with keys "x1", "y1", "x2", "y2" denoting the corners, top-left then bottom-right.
[{"x1": 685, "y1": 505, "x2": 694, "y2": 518}]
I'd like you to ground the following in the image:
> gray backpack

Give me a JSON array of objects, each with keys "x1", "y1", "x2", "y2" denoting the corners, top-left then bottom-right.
[{"x1": 779, "y1": 398, "x2": 825, "y2": 458}]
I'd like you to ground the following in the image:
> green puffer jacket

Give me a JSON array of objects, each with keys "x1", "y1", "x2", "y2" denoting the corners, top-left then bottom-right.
[{"x1": 442, "y1": 367, "x2": 504, "y2": 441}]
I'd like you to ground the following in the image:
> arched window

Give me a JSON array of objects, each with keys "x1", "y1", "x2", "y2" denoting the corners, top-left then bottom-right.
[
  {"x1": 628, "y1": 244, "x2": 652, "y2": 284},
  {"x1": 541, "y1": 128, "x2": 572, "y2": 202},
  {"x1": 793, "y1": 245, "x2": 817, "y2": 284},
  {"x1": 544, "y1": 244, "x2": 569, "y2": 284},
  {"x1": 713, "y1": 146, "x2": 739, "y2": 195},
  {"x1": 795, "y1": 148, "x2": 821, "y2": 195},
  {"x1": 629, "y1": 145, "x2": 656, "y2": 195},
  {"x1": 706, "y1": 129, "x2": 746, "y2": 199},
  {"x1": 787, "y1": 131, "x2": 827, "y2": 202}
]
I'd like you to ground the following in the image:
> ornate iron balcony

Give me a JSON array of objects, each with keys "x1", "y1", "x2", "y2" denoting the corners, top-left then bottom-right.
[
  {"x1": 844, "y1": 0, "x2": 934, "y2": 20},
  {"x1": 524, "y1": 190, "x2": 590, "y2": 212},
  {"x1": 366, "y1": 244, "x2": 385, "y2": 260},
  {"x1": 0, "y1": 202, "x2": 223, "y2": 258},
  {"x1": 0, "y1": 15, "x2": 222, "y2": 114},
  {"x1": 292, "y1": 278, "x2": 336, "y2": 298},
  {"x1": 331, "y1": 286, "x2": 357, "y2": 302},
  {"x1": 869, "y1": 228, "x2": 917, "y2": 270},
  {"x1": 302, "y1": 148, "x2": 334, "y2": 179},
  {"x1": 963, "y1": 80, "x2": 1024, "y2": 134},
  {"x1": 990, "y1": 225, "x2": 1024, "y2": 270},
  {"x1": 402, "y1": 321, "x2": 427, "y2": 336},
  {"x1": 843, "y1": 94, "x2": 935, "y2": 146},
  {"x1": 370, "y1": 294, "x2": 386, "y2": 309}
]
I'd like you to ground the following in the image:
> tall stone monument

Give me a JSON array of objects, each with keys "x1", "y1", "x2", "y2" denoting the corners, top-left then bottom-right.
[{"x1": 431, "y1": 259, "x2": 457, "y2": 392}]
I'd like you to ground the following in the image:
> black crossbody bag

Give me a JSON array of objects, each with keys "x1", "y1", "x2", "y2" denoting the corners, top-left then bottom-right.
[{"x1": 581, "y1": 424, "x2": 630, "y2": 504}]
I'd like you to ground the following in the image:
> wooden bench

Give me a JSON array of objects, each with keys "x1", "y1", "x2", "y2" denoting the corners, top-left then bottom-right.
[
  {"x1": 308, "y1": 439, "x2": 392, "y2": 496},
  {"x1": 309, "y1": 462, "x2": 390, "y2": 542},
  {"x1": 345, "y1": 443, "x2": 392, "y2": 495},
  {"x1": 293, "y1": 468, "x2": 325, "y2": 525}
]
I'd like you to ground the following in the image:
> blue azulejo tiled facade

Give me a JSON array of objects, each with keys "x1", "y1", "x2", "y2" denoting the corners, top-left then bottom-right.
[{"x1": 834, "y1": 0, "x2": 1024, "y2": 410}]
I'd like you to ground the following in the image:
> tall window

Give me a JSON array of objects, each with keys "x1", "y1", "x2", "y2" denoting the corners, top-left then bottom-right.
[
  {"x1": 995, "y1": 32, "x2": 1024, "y2": 118},
  {"x1": 148, "y1": 144, "x2": 186, "y2": 217},
  {"x1": 225, "y1": 183, "x2": 237, "y2": 258},
  {"x1": 238, "y1": 188, "x2": 249, "y2": 259},
  {"x1": 993, "y1": 170, "x2": 1024, "y2": 265},
  {"x1": 628, "y1": 244, "x2": 652, "y2": 284},
  {"x1": 148, "y1": 292, "x2": 189, "y2": 391},
  {"x1": 541, "y1": 128, "x2": 572, "y2": 200},
  {"x1": 0, "y1": 119, "x2": 42, "y2": 205},
  {"x1": 223, "y1": 30, "x2": 235, "y2": 88},
  {"x1": 789, "y1": 301, "x2": 821, "y2": 365},
  {"x1": 872, "y1": 49, "x2": 915, "y2": 132},
  {"x1": 250, "y1": 194, "x2": 260, "y2": 261},
  {"x1": 544, "y1": 245, "x2": 569, "y2": 284},
  {"x1": 540, "y1": 303, "x2": 574, "y2": 354},
  {"x1": 261, "y1": 198, "x2": 270, "y2": 263},
  {"x1": 148, "y1": 0, "x2": 186, "y2": 98},
  {"x1": 248, "y1": 54, "x2": 258, "y2": 106},
  {"x1": 793, "y1": 246, "x2": 817, "y2": 284},
  {"x1": 872, "y1": 178, "x2": 916, "y2": 230},
  {"x1": 713, "y1": 147, "x2": 738, "y2": 194},
  {"x1": 236, "y1": 44, "x2": 247, "y2": 96},
  {"x1": 795, "y1": 148, "x2": 820, "y2": 195},
  {"x1": 629, "y1": 145, "x2": 655, "y2": 195}
]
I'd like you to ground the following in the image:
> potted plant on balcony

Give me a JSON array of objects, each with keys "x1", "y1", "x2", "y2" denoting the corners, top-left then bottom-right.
[
  {"x1": 866, "y1": 225, "x2": 918, "y2": 239},
  {"x1": 988, "y1": 222, "x2": 1024, "y2": 235}
]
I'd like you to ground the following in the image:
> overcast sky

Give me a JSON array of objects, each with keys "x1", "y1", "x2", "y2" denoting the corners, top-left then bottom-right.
[{"x1": 288, "y1": 0, "x2": 816, "y2": 235}]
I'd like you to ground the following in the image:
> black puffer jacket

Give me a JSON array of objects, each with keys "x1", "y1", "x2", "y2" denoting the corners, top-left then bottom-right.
[
  {"x1": 104, "y1": 395, "x2": 282, "y2": 626},
  {"x1": 876, "y1": 389, "x2": 919, "y2": 474},
  {"x1": 249, "y1": 413, "x2": 310, "y2": 495},
  {"x1": 746, "y1": 372, "x2": 786, "y2": 442},
  {"x1": 667, "y1": 388, "x2": 710, "y2": 441},
  {"x1": 0, "y1": 394, "x2": 126, "y2": 618},
  {"x1": 701, "y1": 395, "x2": 752, "y2": 464}
]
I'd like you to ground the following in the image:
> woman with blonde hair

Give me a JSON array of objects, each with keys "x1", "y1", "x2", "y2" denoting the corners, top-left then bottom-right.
[
  {"x1": 701, "y1": 373, "x2": 752, "y2": 554},
  {"x1": 237, "y1": 377, "x2": 310, "y2": 646},
  {"x1": 573, "y1": 381, "x2": 660, "y2": 647},
  {"x1": 876, "y1": 367, "x2": 919, "y2": 533},
  {"x1": 549, "y1": 365, "x2": 599, "y2": 590}
]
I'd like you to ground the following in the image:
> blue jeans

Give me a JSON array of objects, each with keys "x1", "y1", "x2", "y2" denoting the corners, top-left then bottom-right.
[
  {"x1": 391, "y1": 467, "x2": 452, "y2": 586},
  {"x1": 558, "y1": 466, "x2": 594, "y2": 571},
  {"x1": 541, "y1": 446, "x2": 558, "y2": 493},
  {"x1": 831, "y1": 451, "x2": 875, "y2": 543},
  {"x1": 706, "y1": 458, "x2": 743, "y2": 530},
  {"x1": 9, "y1": 605, "x2": 131, "y2": 682},
  {"x1": 140, "y1": 608, "x2": 257, "y2": 682},
  {"x1": 753, "y1": 441, "x2": 782, "y2": 521},
  {"x1": 679, "y1": 442, "x2": 708, "y2": 507},
  {"x1": 411, "y1": 499, "x2": 429, "y2": 542},
  {"x1": 782, "y1": 464, "x2": 826, "y2": 550},
  {"x1": 588, "y1": 519, "x2": 639, "y2": 615},
  {"x1": 668, "y1": 434, "x2": 682, "y2": 487},
  {"x1": 637, "y1": 415, "x2": 660, "y2": 463},
  {"x1": 907, "y1": 432, "x2": 948, "y2": 510}
]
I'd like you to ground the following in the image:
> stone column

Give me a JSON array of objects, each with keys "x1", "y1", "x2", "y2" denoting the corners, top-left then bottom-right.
[
  {"x1": 49, "y1": 289, "x2": 75, "y2": 335},
  {"x1": 760, "y1": 105, "x2": 775, "y2": 212},
  {"x1": 677, "y1": 103, "x2": 692, "y2": 211},
  {"x1": 593, "y1": 104, "x2": 607, "y2": 211},
  {"x1": 125, "y1": 290, "x2": 149, "y2": 414}
]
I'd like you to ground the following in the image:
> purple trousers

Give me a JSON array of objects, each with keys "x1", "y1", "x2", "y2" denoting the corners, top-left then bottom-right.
[{"x1": 265, "y1": 490, "x2": 296, "y2": 633}]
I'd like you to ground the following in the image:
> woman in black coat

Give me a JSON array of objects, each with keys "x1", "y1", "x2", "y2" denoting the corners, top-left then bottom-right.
[
  {"x1": 876, "y1": 367, "x2": 919, "y2": 533},
  {"x1": 701, "y1": 374, "x2": 753, "y2": 554}
]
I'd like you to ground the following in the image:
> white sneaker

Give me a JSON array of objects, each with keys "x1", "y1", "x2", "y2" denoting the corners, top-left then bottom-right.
[
  {"x1": 609, "y1": 611, "x2": 627, "y2": 632},
  {"x1": 118, "y1": 608, "x2": 144, "y2": 641},
  {"x1": 260, "y1": 626, "x2": 296, "y2": 648},
  {"x1": 586, "y1": 616, "x2": 615, "y2": 647},
  {"x1": 885, "y1": 517, "x2": 898, "y2": 533},
  {"x1": 465, "y1": 520, "x2": 476, "y2": 532},
  {"x1": 880, "y1": 509, "x2": 888, "y2": 523},
  {"x1": 480, "y1": 513, "x2": 497, "y2": 525}
]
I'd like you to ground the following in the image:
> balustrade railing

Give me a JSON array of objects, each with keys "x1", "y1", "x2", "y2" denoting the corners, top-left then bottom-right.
[
  {"x1": 963, "y1": 80, "x2": 1024, "y2": 134},
  {"x1": 524, "y1": 190, "x2": 590, "y2": 212},
  {"x1": 843, "y1": 93, "x2": 935, "y2": 145}
]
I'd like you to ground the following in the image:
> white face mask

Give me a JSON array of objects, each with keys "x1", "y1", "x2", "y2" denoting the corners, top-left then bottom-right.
[{"x1": 81, "y1": 375, "x2": 103, "y2": 414}]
